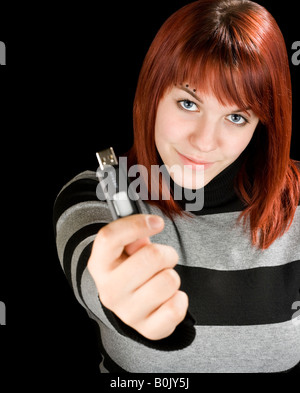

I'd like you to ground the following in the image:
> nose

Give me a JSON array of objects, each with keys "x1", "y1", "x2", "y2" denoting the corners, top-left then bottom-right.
[{"x1": 189, "y1": 116, "x2": 218, "y2": 153}]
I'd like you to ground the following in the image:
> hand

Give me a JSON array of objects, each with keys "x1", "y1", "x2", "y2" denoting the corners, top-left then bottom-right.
[{"x1": 87, "y1": 214, "x2": 189, "y2": 340}]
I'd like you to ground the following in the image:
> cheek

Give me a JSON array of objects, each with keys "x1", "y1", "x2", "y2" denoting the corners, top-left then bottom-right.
[
  {"x1": 220, "y1": 128, "x2": 256, "y2": 157},
  {"x1": 155, "y1": 117, "x2": 183, "y2": 143},
  {"x1": 155, "y1": 99, "x2": 188, "y2": 145}
]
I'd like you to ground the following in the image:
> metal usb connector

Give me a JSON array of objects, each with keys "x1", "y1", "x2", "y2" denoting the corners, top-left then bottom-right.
[
  {"x1": 96, "y1": 147, "x2": 141, "y2": 220},
  {"x1": 96, "y1": 147, "x2": 118, "y2": 171}
]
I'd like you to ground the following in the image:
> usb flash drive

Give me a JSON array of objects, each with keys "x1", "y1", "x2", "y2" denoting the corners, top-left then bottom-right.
[{"x1": 96, "y1": 147, "x2": 141, "y2": 220}]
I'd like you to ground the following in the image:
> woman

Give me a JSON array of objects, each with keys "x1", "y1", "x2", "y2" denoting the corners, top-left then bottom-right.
[{"x1": 53, "y1": 0, "x2": 300, "y2": 373}]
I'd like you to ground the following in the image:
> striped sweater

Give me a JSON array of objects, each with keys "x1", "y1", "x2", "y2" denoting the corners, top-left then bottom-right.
[{"x1": 53, "y1": 156, "x2": 300, "y2": 373}]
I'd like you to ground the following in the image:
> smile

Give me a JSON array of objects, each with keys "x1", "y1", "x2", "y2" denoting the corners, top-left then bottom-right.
[{"x1": 177, "y1": 151, "x2": 215, "y2": 170}]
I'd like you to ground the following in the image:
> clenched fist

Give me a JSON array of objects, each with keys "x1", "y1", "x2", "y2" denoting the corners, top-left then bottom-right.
[{"x1": 87, "y1": 214, "x2": 189, "y2": 340}]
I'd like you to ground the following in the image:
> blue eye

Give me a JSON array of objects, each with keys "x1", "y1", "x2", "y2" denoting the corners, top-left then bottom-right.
[
  {"x1": 227, "y1": 114, "x2": 248, "y2": 125},
  {"x1": 179, "y1": 100, "x2": 198, "y2": 112}
]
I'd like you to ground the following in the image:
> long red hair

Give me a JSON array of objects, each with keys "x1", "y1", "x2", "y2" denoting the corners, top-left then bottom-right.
[{"x1": 126, "y1": 0, "x2": 300, "y2": 249}]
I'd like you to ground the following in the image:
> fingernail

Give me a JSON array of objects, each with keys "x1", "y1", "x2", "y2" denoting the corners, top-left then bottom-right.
[{"x1": 146, "y1": 215, "x2": 164, "y2": 229}]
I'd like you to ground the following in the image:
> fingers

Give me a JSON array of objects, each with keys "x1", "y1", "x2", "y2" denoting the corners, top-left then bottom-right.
[
  {"x1": 128, "y1": 268, "x2": 182, "y2": 319},
  {"x1": 111, "y1": 243, "x2": 179, "y2": 294},
  {"x1": 124, "y1": 237, "x2": 151, "y2": 256},
  {"x1": 89, "y1": 214, "x2": 164, "y2": 272},
  {"x1": 96, "y1": 243, "x2": 179, "y2": 309},
  {"x1": 134, "y1": 291, "x2": 189, "y2": 340},
  {"x1": 109, "y1": 268, "x2": 188, "y2": 341}
]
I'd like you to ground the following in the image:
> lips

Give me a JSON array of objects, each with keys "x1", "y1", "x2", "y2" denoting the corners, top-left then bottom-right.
[{"x1": 177, "y1": 151, "x2": 215, "y2": 169}]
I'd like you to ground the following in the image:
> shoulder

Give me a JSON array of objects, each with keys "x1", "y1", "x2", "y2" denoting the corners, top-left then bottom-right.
[
  {"x1": 55, "y1": 170, "x2": 99, "y2": 199},
  {"x1": 54, "y1": 170, "x2": 99, "y2": 215},
  {"x1": 53, "y1": 170, "x2": 111, "y2": 237}
]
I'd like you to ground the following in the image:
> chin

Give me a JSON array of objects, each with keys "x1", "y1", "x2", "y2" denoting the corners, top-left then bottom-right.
[{"x1": 170, "y1": 164, "x2": 205, "y2": 190}]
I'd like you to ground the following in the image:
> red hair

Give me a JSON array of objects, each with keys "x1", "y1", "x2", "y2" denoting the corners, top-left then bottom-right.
[{"x1": 126, "y1": 0, "x2": 300, "y2": 249}]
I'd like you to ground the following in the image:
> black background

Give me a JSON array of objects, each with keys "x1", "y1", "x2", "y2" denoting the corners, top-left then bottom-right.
[{"x1": 0, "y1": 0, "x2": 299, "y2": 384}]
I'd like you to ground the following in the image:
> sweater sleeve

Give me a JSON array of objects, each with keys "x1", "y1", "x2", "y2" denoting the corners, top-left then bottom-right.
[{"x1": 53, "y1": 171, "x2": 196, "y2": 351}]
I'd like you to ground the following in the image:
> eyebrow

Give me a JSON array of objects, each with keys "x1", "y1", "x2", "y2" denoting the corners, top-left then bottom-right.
[
  {"x1": 179, "y1": 86, "x2": 203, "y2": 103},
  {"x1": 178, "y1": 86, "x2": 251, "y2": 115}
]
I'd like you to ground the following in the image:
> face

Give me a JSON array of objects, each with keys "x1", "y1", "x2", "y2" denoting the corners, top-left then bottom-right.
[{"x1": 155, "y1": 84, "x2": 259, "y2": 189}]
